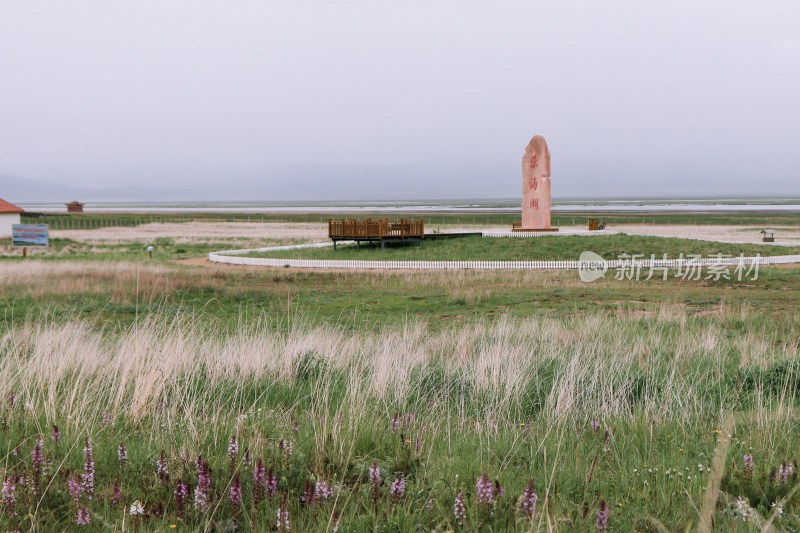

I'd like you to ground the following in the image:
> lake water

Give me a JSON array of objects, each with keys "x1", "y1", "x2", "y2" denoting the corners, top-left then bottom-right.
[{"x1": 18, "y1": 201, "x2": 800, "y2": 213}]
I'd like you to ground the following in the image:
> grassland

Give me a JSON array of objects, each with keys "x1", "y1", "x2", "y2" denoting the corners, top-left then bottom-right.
[
  {"x1": 1, "y1": 214, "x2": 800, "y2": 530},
  {"x1": 3, "y1": 258, "x2": 800, "y2": 332},
  {"x1": 246, "y1": 234, "x2": 800, "y2": 261},
  {"x1": 3, "y1": 296, "x2": 800, "y2": 530},
  {"x1": 0, "y1": 236, "x2": 301, "y2": 262}
]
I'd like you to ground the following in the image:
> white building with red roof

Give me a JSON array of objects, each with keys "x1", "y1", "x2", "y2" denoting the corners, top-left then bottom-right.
[{"x1": 0, "y1": 198, "x2": 24, "y2": 237}]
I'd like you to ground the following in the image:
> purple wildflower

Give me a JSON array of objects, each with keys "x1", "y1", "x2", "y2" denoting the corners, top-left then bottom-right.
[
  {"x1": 277, "y1": 439, "x2": 293, "y2": 459},
  {"x1": 118, "y1": 442, "x2": 127, "y2": 468},
  {"x1": 101, "y1": 412, "x2": 112, "y2": 427},
  {"x1": 32, "y1": 436, "x2": 43, "y2": 487},
  {"x1": 266, "y1": 465, "x2": 277, "y2": 501},
  {"x1": 194, "y1": 459, "x2": 211, "y2": 512},
  {"x1": 51, "y1": 424, "x2": 61, "y2": 444},
  {"x1": 596, "y1": 498, "x2": 608, "y2": 531},
  {"x1": 12, "y1": 445, "x2": 18, "y2": 457},
  {"x1": 1, "y1": 476, "x2": 16, "y2": 515},
  {"x1": 404, "y1": 411, "x2": 415, "y2": 424},
  {"x1": 390, "y1": 475, "x2": 405, "y2": 503},
  {"x1": 76, "y1": 507, "x2": 91, "y2": 525},
  {"x1": 230, "y1": 473, "x2": 242, "y2": 513},
  {"x1": 521, "y1": 478, "x2": 537, "y2": 518},
  {"x1": 253, "y1": 459, "x2": 267, "y2": 504},
  {"x1": 591, "y1": 419, "x2": 600, "y2": 432},
  {"x1": 743, "y1": 453, "x2": 754, "y2": 482},
  {"x1": 369, "y1": 462, "x2": 381, "y2": 503},
  {"x1": 292, "y1": 421, "x2": 300, "y2": 434},
  {"x1": 68, "y1": 473, "x2": 83, "y2": 503},
  {"x1": 476, "y1": 474, "x2": 494, "y2": 505},
  {"x1": 603, "y1": 430, "x2": 610, "y2": 452},
  {"x1": 156, "y1": 449, "x2": 169, "y2": 482},
  {"x1": 315, "y1": 479, "x2": 333, "y2": 501},
  {"x1": 414, "y1": 438, "x2": 422, "y2": 452},
  {"x1": 276, "y1": 500, "x2": 290, "y2": 531},
  {"x1": 391, "y1": 414, "x2": 400, "y2": 434},
  {"x1": 453, "y1": 492, "x2": 466, "y2": 526},
  {"x1": 302, "y1": 478, "x2": 316, "y2": 505},
  {"x1": 112, "y1": 479, "x2": 121, "y2": 505},
  {"x1": 174, "y1": 479, "x2": 190, "y2": 513},
  {"x1": 778, "y1": 462, "x2": 792, "y2": 485},
  {"x1": 8, "y1": 392, "x2": 15, "y2": 409},
  {"x1": 82, "y1": 438, "x2": 94, "y2": 500},
  {"x1": 228, "y1": 436, "x2": 239, "y2": 463}
]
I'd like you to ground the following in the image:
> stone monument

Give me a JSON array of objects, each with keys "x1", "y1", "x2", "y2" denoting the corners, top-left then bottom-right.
[{"x1": 517, "y1": 135, "x2": 557, "y2": 231}]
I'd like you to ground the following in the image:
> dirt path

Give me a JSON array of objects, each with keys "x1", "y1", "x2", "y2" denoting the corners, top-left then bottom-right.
[
  {"x1": 54, "y1": 221, "x2": 800, "y2": 246},
  {"x1": 602, "y1": 224, "x2": 800, "y2": 245},
  {"x1": 176, "y1": 257, "x2": 262, "y2": 270},
  {"x1": 52, "y1": 222, "x2": 327, "y2": 242}
]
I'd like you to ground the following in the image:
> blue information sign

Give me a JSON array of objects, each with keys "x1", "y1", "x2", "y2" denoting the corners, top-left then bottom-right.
[{"x1": 12, "y1": 224, "x2": 49, "y2": 246}]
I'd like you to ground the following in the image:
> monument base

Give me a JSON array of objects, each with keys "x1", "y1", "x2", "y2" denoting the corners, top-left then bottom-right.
[{"x1": 512, "y1": 227, "x2": 559, "y2": 232}]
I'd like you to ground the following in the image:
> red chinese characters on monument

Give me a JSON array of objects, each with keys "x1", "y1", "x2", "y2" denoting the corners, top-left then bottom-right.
[{"x1": 520, "y1": 135, "x2": 552, "y2": 229}]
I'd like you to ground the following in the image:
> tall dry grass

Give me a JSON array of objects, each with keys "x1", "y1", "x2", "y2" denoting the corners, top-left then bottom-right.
[{"x1": 1, "y1": 306, "x2": 797, "y2": 439}]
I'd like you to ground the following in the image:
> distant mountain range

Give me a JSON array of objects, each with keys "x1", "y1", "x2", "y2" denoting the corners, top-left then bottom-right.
[
  {"x1": 3, "y1": 168, "x2": 797, "y2": 205},
  {"x1": 0, "y1": 165, "x2": 515, "y2": 204},
  {"x1": 0, "y1": 174, "x2": 172, "y2": 204}
]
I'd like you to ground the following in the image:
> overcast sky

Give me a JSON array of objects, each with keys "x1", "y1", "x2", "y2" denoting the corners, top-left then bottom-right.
[{"x1": 1, "y1": 1, "x2": 799, "y2": 201}]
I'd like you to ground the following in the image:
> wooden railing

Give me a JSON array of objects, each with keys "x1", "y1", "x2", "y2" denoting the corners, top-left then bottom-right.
[{"x1": 328, "y1": 218, "x2": 424, "y2": 240}]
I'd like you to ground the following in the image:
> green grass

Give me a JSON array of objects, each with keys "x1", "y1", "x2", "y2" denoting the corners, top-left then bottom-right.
[
  {"x1": 246, "y1": 234, "x2": 800, "y2": 261},
  {"x1": 0, "y1": 236, "x2": 307, "y2": 262},
  {"x1": 2, "y1": 309, "x2": 800, "y2": 530},
  {"x1": 2, "y1": 214, "x2": 800, "y2": 530},
  {"x1": 2, "y1": 256, "x2": 800, "y2": 334}
]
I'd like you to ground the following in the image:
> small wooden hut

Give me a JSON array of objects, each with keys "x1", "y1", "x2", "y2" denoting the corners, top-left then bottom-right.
[{"x1": 66, "y1": 201, "x2": 85, "y2": 213}]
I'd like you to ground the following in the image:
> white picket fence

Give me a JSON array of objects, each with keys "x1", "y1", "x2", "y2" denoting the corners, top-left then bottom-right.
[
  {"x1": 482, "y1": 229, "x2": 612, "y2": 238},
  {"x1": 208, "y1": 242, "x2": 800, "y2": 271}
]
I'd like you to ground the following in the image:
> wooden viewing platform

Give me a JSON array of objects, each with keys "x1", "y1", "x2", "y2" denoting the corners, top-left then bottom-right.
[{"x1": 328, "y1": 218, "x2": 425, "y2": 249}]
